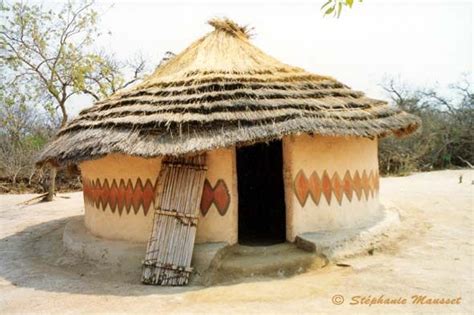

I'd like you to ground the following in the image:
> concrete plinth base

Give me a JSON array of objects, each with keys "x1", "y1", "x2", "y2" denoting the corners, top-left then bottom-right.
[
  {"x1": 63, "y1": 207, "x2": 400, "y2": 285},
  {"x1": 63, "y1": 216, "x2": 228, "y2": 285},
  {"x1": 212, "y1": 244, "x2": 327, "y2": 284},
  {"x1": 295, "y1": 205, "x2": 401, "y2": 259},
  {"x1": 62, "y1": 216, "x2": 329, "y2": 285}
]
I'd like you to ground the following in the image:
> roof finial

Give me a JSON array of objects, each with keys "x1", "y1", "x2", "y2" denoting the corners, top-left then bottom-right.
[{"x1": 208, "y1": 18, "x2": 252, "y2": 39}]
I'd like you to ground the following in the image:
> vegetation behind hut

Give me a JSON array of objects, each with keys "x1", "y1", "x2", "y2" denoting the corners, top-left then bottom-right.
[{"x1": 378, "y1": 76, "x2": 473, "y2": 175}]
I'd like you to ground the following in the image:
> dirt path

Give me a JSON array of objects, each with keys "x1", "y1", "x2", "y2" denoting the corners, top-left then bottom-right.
[{"x1": 0, "y1": 170, "x2": 473, "y2": 314}]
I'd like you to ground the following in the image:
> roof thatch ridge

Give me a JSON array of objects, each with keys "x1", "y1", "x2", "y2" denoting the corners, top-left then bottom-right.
[{"x1": 208, "y1": 18, "x2": 252, "y2": 40}]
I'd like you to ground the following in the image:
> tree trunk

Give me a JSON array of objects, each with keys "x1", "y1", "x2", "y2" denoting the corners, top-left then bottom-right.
[
  {"x1": 44, "y1": 166, "x2": 57, "y2": 202},
  {"x1": 59, "y1": 101, "x2": 68, "y2": 128},
  {"x1": 28, "y1": 170, "x2": 35, "y2": 185},
  {"x1": 43, "y1": 100, "x2": 67, "y2": 202}
]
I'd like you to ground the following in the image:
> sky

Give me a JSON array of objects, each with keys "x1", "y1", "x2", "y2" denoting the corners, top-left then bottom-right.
[{"x1": 43, "y1": 0, "x2": 473, "y2": 115}]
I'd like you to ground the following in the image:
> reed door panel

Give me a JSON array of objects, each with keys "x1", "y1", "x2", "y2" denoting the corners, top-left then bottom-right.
[{"x1": 142, "y1": 154, "x2": 207, "y2": 285}]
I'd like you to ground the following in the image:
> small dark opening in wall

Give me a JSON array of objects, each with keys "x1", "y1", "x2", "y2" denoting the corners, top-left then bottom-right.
[{"x1": 237, "y1": 140, "x2": 286, "y2": 245}]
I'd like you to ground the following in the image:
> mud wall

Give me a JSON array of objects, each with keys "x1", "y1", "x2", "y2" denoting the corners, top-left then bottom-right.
[
  {"x1": 282, "y1": 134, "x2": 381, "y2": 241},
  {"x1": 79, "y1": 149, "x2": 238, "y2": 244}
]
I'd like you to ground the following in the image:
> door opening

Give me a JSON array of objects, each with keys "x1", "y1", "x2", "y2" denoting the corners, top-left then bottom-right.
[{"x1": 237, "y1": 140, "x2": 286, "y2": 245}]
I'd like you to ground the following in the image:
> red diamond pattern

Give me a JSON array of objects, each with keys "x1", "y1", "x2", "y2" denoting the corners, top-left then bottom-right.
[
  {"x1": 293, "y1": 169, "x2": 380, "y2": 206},
  {"x1": 200, "y1": 179, "x2": 231, "y2": 216}
]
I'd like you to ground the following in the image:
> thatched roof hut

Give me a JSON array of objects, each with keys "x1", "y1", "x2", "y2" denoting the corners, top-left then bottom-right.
[
  {"x1": 38, "y1": 18, "x2": 419, "y2": 167},
  {"x1": 38, "y1": 18, "x2": 419, "y2": 285}
]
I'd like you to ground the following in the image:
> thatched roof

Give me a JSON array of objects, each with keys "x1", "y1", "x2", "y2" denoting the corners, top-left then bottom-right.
[{"x1": 38, "y1": 18, "x2": 420, "y2": 167}]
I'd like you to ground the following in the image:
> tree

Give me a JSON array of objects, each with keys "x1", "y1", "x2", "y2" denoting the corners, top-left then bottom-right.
[
  {"x1": 0, "y1": 0, "x2": 148, "y2": 200},
  {"x1": 0, "y1": 76, "x2": 55, "y2": 185},
  {"x1": 321, "y1": 0, "x2": 363, "y2": 17},
  {"x1": 420, "y1": 76, "x2": 474, "y2": 167},
  {"x1": 0, "y1": 0, "x2": 147, "y2": 128},
  {"x1": 379, "y1": 76, "x2": 473, "y2": 174}
]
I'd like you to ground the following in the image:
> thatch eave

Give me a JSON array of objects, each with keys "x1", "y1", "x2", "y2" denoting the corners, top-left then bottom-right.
[{"x1": 37, "y1": 112, "x2": 421, "y2": 168}]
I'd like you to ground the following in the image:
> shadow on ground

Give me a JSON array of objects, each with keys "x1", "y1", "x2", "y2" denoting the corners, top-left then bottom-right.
[
  {"x1": 0, "y1": 216, "x2": 327, "y2": 296},
  {"x1": 0, "y1": 217, "x2": 204, "y2": 296}
]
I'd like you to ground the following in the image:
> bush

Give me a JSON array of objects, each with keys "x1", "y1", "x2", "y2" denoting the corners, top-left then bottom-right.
[{"x1": 379, "y1": 76, "x2": 473, "y2": 175}]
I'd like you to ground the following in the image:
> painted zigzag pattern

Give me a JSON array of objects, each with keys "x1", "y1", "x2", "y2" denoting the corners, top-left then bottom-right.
[
  {"x1": 294, "y1": 169, "x2": 379, "y2": 206},
  {"x1": 82, "y1": 177, "x2": 158, "y2": 216}
]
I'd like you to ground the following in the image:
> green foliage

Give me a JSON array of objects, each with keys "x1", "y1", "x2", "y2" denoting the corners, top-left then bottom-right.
[
  {"x1": 322, "y1": 0, "x2": 363, "y2": 18},
  {"x1": 0, "y1": 0, "x2": 138, "y2": 127}
]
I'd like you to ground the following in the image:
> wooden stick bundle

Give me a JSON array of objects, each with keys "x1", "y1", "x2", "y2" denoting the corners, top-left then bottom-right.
[{"x1": 142, "y1": 154, "x2": 207, "y2": 285}]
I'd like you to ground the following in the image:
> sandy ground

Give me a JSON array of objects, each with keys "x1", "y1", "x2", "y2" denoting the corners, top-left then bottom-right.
[{"x1": 0, "y1": 169, "x2": 473, "y2": 314}]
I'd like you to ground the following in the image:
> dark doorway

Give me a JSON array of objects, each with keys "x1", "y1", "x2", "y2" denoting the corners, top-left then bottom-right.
[{"x1": 237, "y1": 140, "x2": 286, "y2": 245}]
